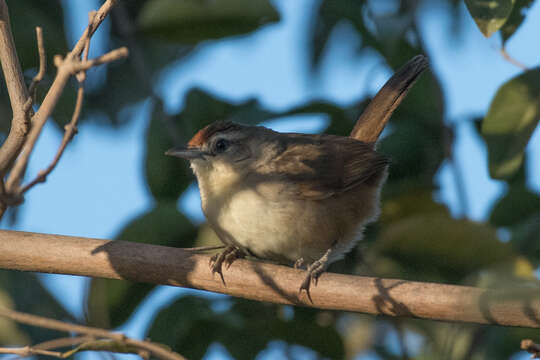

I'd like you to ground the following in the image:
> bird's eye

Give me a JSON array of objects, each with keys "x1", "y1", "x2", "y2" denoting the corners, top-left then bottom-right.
[{"x1": 214, "y1": 138, "x2": 229, "y2": 153}]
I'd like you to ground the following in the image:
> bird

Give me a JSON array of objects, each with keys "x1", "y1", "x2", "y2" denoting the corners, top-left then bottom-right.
[{"x1": 166, "y1": 55, "x2": 428, "y2": 294}]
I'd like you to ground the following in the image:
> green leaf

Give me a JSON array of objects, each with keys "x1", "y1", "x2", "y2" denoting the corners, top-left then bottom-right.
[
  {"x1": 309, "y1": 0, "x2": 374, "y2": 69},
  {"x1": 375, "y1": 213, "x2": 513, "y2": 282},
  {"x1": 465, "y1": 0, "x2": 515, "y2": 37},
  {"x1": 0, "y1": 271, "x2": 74, "y2": 345},
  {"x1": 381, "y1": 190, "x2": 450, "y2": 225},
  {"x1": 149, "y1": 297, "x2": 344, "y2": 359},
  {"x1": 9, "y1": 0, "x2": 68, "y2": 72},
  {"x1": 87, "y1": 202, "x2": 197, "y2": 328},
  {"x1": 482, "y1": 67, "x2": 540, "y2": 179},
  {"x1": 490, "y1": 184, "x2": 540, "y2": 226},
  {"x1": 8, "y1": 0, "x2": 74, "y2": 128},
  {"x1": 146, "y1": 102, "x2": 192, "y2": 200},
  {"x1": 500, "y1": 0, "x2": 535, "y2": 43},
  {"x1": 283, "y1": 100, "x2": 364, "y2": 137},
  {"x1": 175, "y1": 88, "x2": 277, "y2": 132},
  {"x1": 138, "y1": 0, "x2": 280, "y2": 43}
]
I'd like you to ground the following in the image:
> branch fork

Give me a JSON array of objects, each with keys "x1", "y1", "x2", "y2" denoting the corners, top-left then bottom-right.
[{"x1": 0, "y1": 0, "x2": 128, "y2": 219}]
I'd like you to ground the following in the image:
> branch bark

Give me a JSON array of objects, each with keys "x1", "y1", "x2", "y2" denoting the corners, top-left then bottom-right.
[
  {"x1": 0, "y1": 229, "x2": 539, "y2": 328},
  {"x1": 0, "y1": 0, "x2": 30, "y2": 175}
]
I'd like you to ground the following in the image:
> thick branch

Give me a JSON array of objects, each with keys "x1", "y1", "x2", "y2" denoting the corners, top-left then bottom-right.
[
  {"x1": 0, "y1": 229, "x2": 539, "y2": 328},
  {"x1": 0, "y1": 0, "x2": 30, "y2": 174}
]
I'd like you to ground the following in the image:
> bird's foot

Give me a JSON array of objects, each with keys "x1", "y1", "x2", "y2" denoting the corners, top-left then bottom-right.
[
  {"x1": 299, "y1": 259, "x2": 328, "y2": 295},
  {"x1": 209, "y1": 245, "x2": 244, "y2": 284},
  {"x1": 293, "y1": 258, "x2": 305, "y2": 269},
  {"x1": 298, "y1": 249, "x2": 333, "y2": 299}
]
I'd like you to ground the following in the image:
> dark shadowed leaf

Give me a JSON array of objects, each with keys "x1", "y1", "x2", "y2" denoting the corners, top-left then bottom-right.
[
  {"x1": 9, "y1": 0, "x2": 75, "y2": 127},
  {"x1": 490, "y1": 184, "x2": 540, "y2": 226},
  {"x1": 0, "y1": 271, "x2": 73, "y2": 344},
  {"x1": 482, "y1": 67, "x2": 540, "y2": 179},
  {"x1": 465, "y1": 0, "x2": 515, "y2": 37},
  {"x1": 309, "y1": 0, "x2": 374, "y2": 69},
  {"x1": 375, "y1": 213, "x2": 513, "y2": 282},
  {"x1": 175, "y1": 88, "x2": 277, "y2": 134},
  {"x1": 9, "y1": 0, "x2": 68, "y2": 73},
  {"x1": 500, "y1": 0, "x2": 535, "y2": 43},
  {"x1": 149, "y1": 297, "x2": 343, "y2": 359},
  {"x1": 283, "y1": 100, "x2": 365, "y2": 136},
  {"x1": 87, "y1": 201, "x2": 196, "y2": 328},
  {"x1": 146, "y1": 102, "x2": 192, "y2": 200},
  {"x1": 138, "y1": 0, "x2": 280, "y2": 43}
]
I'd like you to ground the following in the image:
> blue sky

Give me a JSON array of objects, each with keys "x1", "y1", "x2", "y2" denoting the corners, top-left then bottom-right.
[{"x1": 6, "y1": 0, "x2": 540, "y2": 358}]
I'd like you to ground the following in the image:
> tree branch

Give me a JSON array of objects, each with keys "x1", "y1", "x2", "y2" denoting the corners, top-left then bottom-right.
[
  {"x1": 27, "y1": 26, "x2": 46, "y2": 99},
  {"x1": 3, "y1": 0, "x2": 122, "y2": 197},
  {"x1": 0, "y1": 307, "x2": 186, "y2": 360},
  {"x1": 522, "y1": 339, "x2": 540, "y2": 358},
  {"x1": 0, "y1": 0, "x2": 31, "y2": 175},
  {"x1": 0, "y1": 229, "x2": 539, "y2": 328}
]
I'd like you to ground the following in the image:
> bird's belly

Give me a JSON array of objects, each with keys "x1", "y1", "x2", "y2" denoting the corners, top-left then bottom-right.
[{"x1": 205, "y1": 187, "x2": 353, "y2": 264}]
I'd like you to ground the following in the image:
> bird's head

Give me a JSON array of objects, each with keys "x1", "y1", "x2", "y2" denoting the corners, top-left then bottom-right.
[{"x1": 166, "y1": 121, "x2": 271, "y2": 182}]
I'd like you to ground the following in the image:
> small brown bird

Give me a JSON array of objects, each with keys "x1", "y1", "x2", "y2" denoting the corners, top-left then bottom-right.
[{"x1": 167, "y1": 55, "x2": 428, "y2": 293}]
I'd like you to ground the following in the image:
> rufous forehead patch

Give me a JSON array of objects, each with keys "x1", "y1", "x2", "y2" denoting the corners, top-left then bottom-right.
[{"x1": 187, "y1": 121, "x2": 241, "y2": 147}]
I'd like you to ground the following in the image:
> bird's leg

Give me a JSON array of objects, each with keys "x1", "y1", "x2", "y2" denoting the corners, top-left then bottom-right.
[
  {"x1": 299, "y1": 247, "x2": 335, "y2": 295},
  {"x1": 209, "y1": 245, "x2": 244, "y2": 284}
]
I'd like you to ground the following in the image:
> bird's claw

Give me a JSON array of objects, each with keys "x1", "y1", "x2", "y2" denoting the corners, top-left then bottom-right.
[
  {"x1": 208, "y1": 245, "x2": 243, "y2": 284},
  {"x1": 298, "y1": 258, "x2": 328, "y2": 300}
]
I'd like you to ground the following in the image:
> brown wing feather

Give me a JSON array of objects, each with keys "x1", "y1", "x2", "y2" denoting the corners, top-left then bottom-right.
[{"x1": 268, "y1": 134, "x2": 389, "y2": 200}]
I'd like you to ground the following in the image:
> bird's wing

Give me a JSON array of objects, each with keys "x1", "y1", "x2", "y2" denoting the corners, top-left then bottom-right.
[{"x1": 263, "y1": 134, "x2": 389, "y2": 200}]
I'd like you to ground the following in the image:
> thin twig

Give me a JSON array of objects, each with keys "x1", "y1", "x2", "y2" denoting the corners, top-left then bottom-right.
[
  {"x1": 500, "y1": 48, "x2": 528, "y2": 70},
  {"x1": 0, "y1": 307, "x2": 186, "y2": 360},
  {"x1": 522, "y1": 339, "x2": 540, "y2": 359},
  {"x1": 18, "y1": 83, "x2": 83, "y2": 194},
  {"x1": 18, "y1": 21, "x2": 129, "y2": 195},
  {"x1": 3, "y1": 0, "x2": 124, "y2": 196},
  {"x1": 34, "y1": 335, "x2": 96, "y2": 350},
  {"x1": 66, "y1": 47, "x2": 129, "y2": 74},
  {"x1": 0, "y1": 346, "x2": 64, "y2": 358},
  {"x1": 26, "y1": 26, "x2": 46, "y2": 100}
]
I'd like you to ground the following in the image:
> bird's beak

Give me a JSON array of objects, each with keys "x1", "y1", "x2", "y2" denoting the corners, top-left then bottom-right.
[{"x1": 165, "y1": 146, "x2": 207, "y2": 160}]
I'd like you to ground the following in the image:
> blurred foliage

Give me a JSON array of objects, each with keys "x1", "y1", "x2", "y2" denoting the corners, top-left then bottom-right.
[
  {"x1": 482, "y1": 66, "x2": 540, "y2": 179},
  {"x1": 465, "y1": 0, "x2": 515, "y2": 37},
  {"x1": 2, "y1": 0, "x2": 540, "y2": 359}
]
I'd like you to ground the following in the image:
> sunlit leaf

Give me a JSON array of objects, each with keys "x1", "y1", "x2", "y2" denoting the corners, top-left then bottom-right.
[
  {"x1": 381, "y1": 190, "x2": 449, "y2": 225},
  {"x1": 0, "y1": 288, "x2": 30, "y2": 346},
  {"x1": 465, "y1": 0, "x2": 515, "y2": 37},
  {"x1": 375, "y1": 213, "x2": 513, "y2": 282},
  {"x1": 138, "y1": 0, "x2": 280, "y2": 43},
  {"x1": 482, "y1": 67, "x2": 540, "y2": 179}
]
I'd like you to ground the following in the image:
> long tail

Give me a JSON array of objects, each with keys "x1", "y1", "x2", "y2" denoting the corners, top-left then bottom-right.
[{"x1": 350, "y1": 55, "x2": 429, "y2": 143}]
